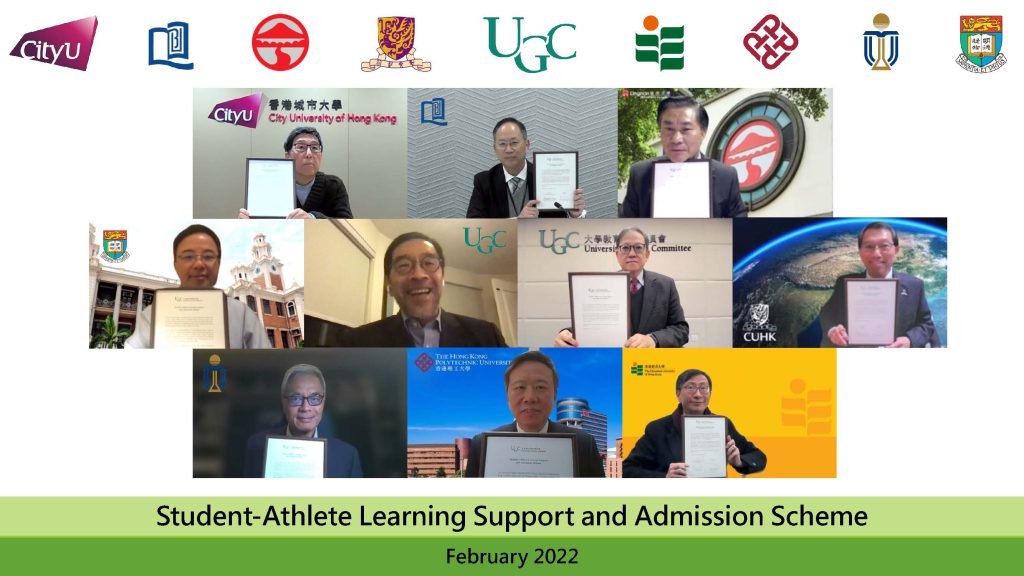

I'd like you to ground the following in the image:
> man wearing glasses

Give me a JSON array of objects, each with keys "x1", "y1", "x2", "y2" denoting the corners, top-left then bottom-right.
[
  {"x1": 243, "y1": 364, "x2": 362, "y2": 478},
  {"x1": 819, "y1": 221, "x2": 938, "y2": 347},
  {"x1": 554, "y1": 227, "x2": 689, "y2": 348},
  {"x1": 239, "y1": 126, "x2": 353, "y2": 219},
  {"x1": 623, "y1": 369, "x2": 766, "y2": 478},
  {"x1": 621, "y1": 94, "x2": 747, "y2": 218},
  {"x1": 341, "y1": 232, "x2": 508, "y2": 347},
  {"x1": 123, "y1": 225, "x2": 271, "y2": 349},
  {"x1": 466, "y1": 117, "x2": 585, "y2": 218}
]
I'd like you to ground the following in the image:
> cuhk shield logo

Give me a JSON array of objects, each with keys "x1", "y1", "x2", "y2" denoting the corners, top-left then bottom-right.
[
  {"x1": 380, "y1": 17, "x2": 415, "y2": 60},
  {"x1": 724, "y1": 120, "x2": 782, "y2": 190},
  {"x1": 252, "y1": 14, "x2": 308, "y2": 71},
  {"x1": 9, "y1": 16, "x2": 98, "y2": 71}
]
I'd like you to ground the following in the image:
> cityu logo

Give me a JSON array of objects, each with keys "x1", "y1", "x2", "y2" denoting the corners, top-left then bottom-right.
[
  {"x1": 9, "y1": 16, "x2": 98, "y2": 71},
  {"x1": 539, "y1": 229, "x2": 580, "y2": 255},
  {"x1": 208, "y1": 93, "x2": 264, "y2": 129},
  {"x1": 464, "y1": 227, "x2": 507, "y2": 255}
]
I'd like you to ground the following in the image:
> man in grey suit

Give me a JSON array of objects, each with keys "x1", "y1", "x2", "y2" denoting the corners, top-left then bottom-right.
[
  {"x1": 465, "y1": 351, "x2": 605, "y2": 477},
  {"x1": 621, "y1": 94, "x2": 747, "y2": 218},
  {"x1": 554, "y1": 227, "x2": 690, "y2": 348},
  {"x1": 819, "y1": 221, "x2": 939, "y2": 348}
]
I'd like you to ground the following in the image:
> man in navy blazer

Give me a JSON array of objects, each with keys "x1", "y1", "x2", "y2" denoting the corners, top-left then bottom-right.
[
  {"x1": 341, "y1": 231, "x2": 508, "y2": 348},
  {"x1": 465, "y1": 351, "x2": 604, "y2": 478},
  {"x1": 819, "y1": 222, "x2": 939, "y2": 348},
  {"x1": 555, "y1": 227, "x2": 689, "y2": 348},
  {"x1": 243, "y1": 364, "x2": 362, "y2": 478},
  {"x1": 621, "y1": 94, "x2": 747, "y2": 218},
  {"x1": 467, "y1": 117, "x2": 585, "y2": 219}
]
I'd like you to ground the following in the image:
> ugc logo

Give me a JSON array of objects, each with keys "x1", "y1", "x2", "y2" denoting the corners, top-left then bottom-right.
[
  {"x1": 464, "y1": 227, "x2": 507, "y2": 255},
  {"x1": 484, "y1": 17, "x2": 575, "y2": 73},
  {"x1": 539, "y1": 229, "x2": 579, "y2": 255}
]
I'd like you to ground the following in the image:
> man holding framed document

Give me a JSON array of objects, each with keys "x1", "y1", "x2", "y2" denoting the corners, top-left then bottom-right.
[
  {"x1": 239, "y1": 127, "x2": 353, "y2": 220},
  {"x1": 621, "y1": 94, "x2": 747, "y2": 218},
  {"x1": 623, "y1": 369, "x2": 766, "y2": 478},
  {"x1": 819, "y1": 222, "x2": 938, "y2": 348},
  {"x1": 243, "y1": 364, "x2": 363, "y2": 478},
  {"x1": 465, "y1": 351, "x2": 604, "y2": 478},
  {"x1": 555, "y1": 227, "x2": 689, "y2": 348},
  {"x1": 124, "y1": 225, "x2": 271, "y2": 349},
  {"x1": 467, "y1": 118, "x2": 586, "y2": 219}
]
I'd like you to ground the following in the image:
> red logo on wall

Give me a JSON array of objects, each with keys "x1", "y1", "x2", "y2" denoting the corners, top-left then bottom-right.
[
  {"x1": 251, "y1": 14, "x2": 309, "y2": 71},
  {"x1": 723, "y1": 119, "x2": 782, "y2": 190}
]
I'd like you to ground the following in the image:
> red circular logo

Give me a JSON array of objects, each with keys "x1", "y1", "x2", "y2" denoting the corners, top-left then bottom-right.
[
  {"x1": 723, "y1": 119, "x2": 782, "y2": 190},
  {"x1": 251, "y1": 14, "x2": 309, "y2": 71}
]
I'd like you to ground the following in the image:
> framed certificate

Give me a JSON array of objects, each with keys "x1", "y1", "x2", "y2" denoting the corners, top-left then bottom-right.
[
  {"x1": 651, "y1": 159, "x2": 712, "y2": 218},
  {"x1": 533, "y1": 151, "x2": 578, "y2": 213},
  {"x1": 480, "y1": 433, "x2": 577, "y2": 478},
  {"x1": 568, "y1": 272, "x2": 631, "y2": 347},
  {"x1": 262, "y1": 435, "x2": 327, "y2": 478},
  {"x1": 150, "y1": 289, "x2": 229, "y2": 349},
  {"x1": 244, "y1": 158, "x2": 295, "y2": 218},
  {"x1": 682, "y1": 415, "x2": 727, "y2": 478},
  {"x1": 845, "y1": 278, "x2": 898, "y2": 347}
]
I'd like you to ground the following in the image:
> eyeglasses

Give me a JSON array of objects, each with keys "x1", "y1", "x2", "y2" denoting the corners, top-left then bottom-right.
[
  {"x1": 681, "y1": 384, "x2": 710, "y2": 393},
  {"x1": 861, "y1": 243, "x2": 895, "y2": 253},
  {"x1": 291, "y1": 143, "x2": 323, "y2": 154},
  {"x1": 284, "y1": 393, "x2": 324, "y2": 407},
  {"x1": 495, "y1": 140, "x2": 524, "y2": 150},
  {"x1": 616, "y1": 244, "x2": 647, "y2": 254},
  {"x1": 176, "y1": 253, "x2": 219, "y2": 264},
  {"x1": 391, "y1": 255, "x2": 443, "y2": 276}
]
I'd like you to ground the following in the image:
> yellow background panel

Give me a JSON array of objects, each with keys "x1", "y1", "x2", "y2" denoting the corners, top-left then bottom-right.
[{"x1": 622, "y1": 349, "x2": 836, "y2": 478}]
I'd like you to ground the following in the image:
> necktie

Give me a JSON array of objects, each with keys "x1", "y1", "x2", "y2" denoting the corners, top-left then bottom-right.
[
  {"x1": 630, "y1": 277, "x2": 640, "y2": 294},
  {"x1": 508, "y1": 177, "x2": 524, "y2": 215}
]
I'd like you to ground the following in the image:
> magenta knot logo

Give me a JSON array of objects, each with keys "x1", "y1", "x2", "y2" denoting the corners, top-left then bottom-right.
[
  {"x1": 10, "y1": 16, "x2": 98, "y2": 71},
  {"x1": 414, "y1": 353, "x2": 435, "y2": 373},
  {"x1": 208, "y1": 93, "x2": 264, "y2": 129}
]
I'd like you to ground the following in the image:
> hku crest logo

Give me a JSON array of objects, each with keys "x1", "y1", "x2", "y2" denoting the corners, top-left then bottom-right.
[
  {"x1": 208, "y1": 93, "x2": 264, "y2": 129},
  {"x1": 485, "y1": 17, "x2": 575, "y2": 73},
  {"x1": 957, "y1": 16, "x2": 1007, "y2": 73},
  {"x1": 539, "y1": 229, "x2": 580, "y2": 255},
  {"x1": 420, "y1": 97, "x2": 448, "y2": 126},
  {"x1": 741, "y1": 302, "x2": 778, "y2": 344},
  {"x1": 101, "y1": 230, "x2": 129, "y2": 263},
  {"x1": 252, "y1": 14, "x2": 308, "y2": 71},
  {"x1": 10, "y1": 16, "x2": 98, "y2": 71},
  {"x1": 464, "y1": 227, "x2": 507, "y2": 254},
  {"x1": 743, "y1": 14, "x2": 798, "y2": 70},
  {"x1": 149, "y1": 21, "x2": 193, "y2": 70},
  {"x1": 863, "y1": 13, "x2": 898, "y2": 70},
  {"x1": 414, "y1": 352, "x2": 435, "y2": 373},
  {"x1": 635, "y1": 15, "x2": 684, "y2": 70},
  {"x1": 204, "y1": 354, "x2": 227, "y2": 393},
  {"x1": 362, "y1": 17, "x2": 431, "y2": 72}
]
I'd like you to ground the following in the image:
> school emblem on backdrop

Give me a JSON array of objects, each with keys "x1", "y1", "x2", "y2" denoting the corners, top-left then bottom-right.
[
  {"x1": 420, "y1": 97, "x2": 447, "y2": 125},
  {"x1": 204, "y1": 355, "x2": 226, "y2": 393},
  {"x1": 100, "y1": 230, "x2": 129, "y2": 263},
  {"x1": 743, "y1": 14, "x2": 798, "y2": 70},
  {"x1": 251, "y1": 14, "x2": 308, "y2": 71},
  {"x1": 362, "y1": 17, "x2": 431, "y2": 71},
  {"x1": 863, "y1": 13, "x2": 898, "y2": 70},
  {"x1": 957, "y1": 16, "x2": 1007, "y2": 73},
  {"x1": 635, "y1": 15, "x2": 684, "y2": 70}
]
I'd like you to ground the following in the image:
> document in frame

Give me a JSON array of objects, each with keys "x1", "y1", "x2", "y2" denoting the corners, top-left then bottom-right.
[
  {"x1": 263, "y1": 436, "x2": 327, "y2": 478},
  {"x1": 651, "y1": 159, "x2": 711, "y2": 218},
  {"x1": 845, "y1": 278, "x2": 898, "y2": 346},
  {"x1": 534, "y1": 151, "x2": 578, "y2": 211},
  {"x1": 151, "y1": 289, "x2": 229, "y2": 349},
  {"x1": 682, "y1": 415, "x2": 727, "y2": 478},
  {"x1": 480, "y1": 433, "x2": 577, "y2": 478},
  {"x1": 569, "y1": 272, "x2": 630, "y2": 347},
  {"x1": 245, "y1": 158, "x2": 295, "y2": 218}
]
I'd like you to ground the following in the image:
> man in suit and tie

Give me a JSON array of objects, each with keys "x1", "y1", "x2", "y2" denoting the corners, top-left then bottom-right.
[
  {"x1": 467, "y1": 117, "x2": 586, "y2": 218},
  {"x1": 554, "y1": 227, "x2": 689, "y2": 348},
  {"x1": 621, "y1": 94, "x2": 747, "y2": 218},
  {"x1": 819, "y1": 221, "x2": 939, "y2": 348},
  {"x1": 465, "y1": 351, "x2": 605, "y2": 477},
  {"x1": 244, "y1": 363, "x2": 362, "y2": 478},
  {"x1": 341, "y1": 232, "x2": 508, "y2": 347}
]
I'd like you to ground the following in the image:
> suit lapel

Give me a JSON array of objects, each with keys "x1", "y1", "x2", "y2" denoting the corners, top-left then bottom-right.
[
  {"x1": 637, "y1": 270, "x2": 655, "y2": 334},
  {"x1": 438, "y1": 311, "x2": 464, "y2": 347},
  {"x1": 490, "y1": 168, "x2": 510, "y2": 218}
]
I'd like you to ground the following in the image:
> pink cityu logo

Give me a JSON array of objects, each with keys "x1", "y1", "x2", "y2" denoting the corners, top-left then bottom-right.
[
  {"x1": 208, "y1": 93, "x2": 264, "y2": 129},
  {"x1": 9, "y1": 16, "x2": 98, "y2": 71}
]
